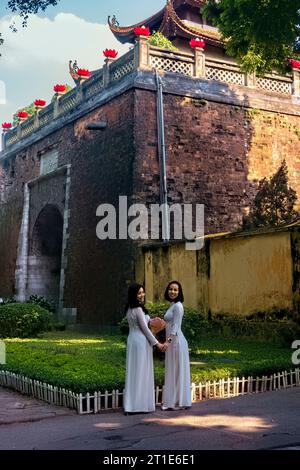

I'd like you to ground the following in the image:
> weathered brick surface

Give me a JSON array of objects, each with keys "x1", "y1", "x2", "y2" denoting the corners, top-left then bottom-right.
[
  {"x1": 0, "y1": 92, "x2": 136, "y2": 323},
  {"x1": 2, "y1": 81, "x2": 300, "y2": 323},
  {"x1": 133, "y1": 90, "x2": 300, "y2": 234},
  {"x1": 64, "y1": 91, "x2": 135, "y2": 323},
  {"x1": 0, "y1": 198, "x2": 22, "y2": 296}
]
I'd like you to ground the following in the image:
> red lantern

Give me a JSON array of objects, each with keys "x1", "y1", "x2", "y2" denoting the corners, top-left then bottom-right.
[
  {"x1": 189, "y1": 37, "x2": 206, "y2": 49},
  {"x1": 17, "y1": 111, "x2": 29, "y2": 119},
  {"x1": 288, "y1": 59, "x2": 300, "y2": 69},
  {"x1": 77, "y1": 68, "x2": 91, "y2": 77},
  {"x1": 53, "y1": 84, "x2": 67, "y2": 93},
  {"x1": 34, "y1": 99, "x2": 46, "y2": 107},
  {"x1": 134, "y1": 26, "x2": 150, "y2": 37},
  {"x1": 2, "y1": 122, "x2": 12, "y2": 129},
  {"x1": 103, "y1": 49, "x2": 118, "y2": 59}
]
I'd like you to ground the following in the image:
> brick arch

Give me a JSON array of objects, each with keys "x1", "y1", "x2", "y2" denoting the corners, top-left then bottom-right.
[
  {"x1": 30, "y1": 204, "x2": 63, "y2": 257},
  {"x1": 27, "y1": 204, "x2": 63, "y2": 308}
]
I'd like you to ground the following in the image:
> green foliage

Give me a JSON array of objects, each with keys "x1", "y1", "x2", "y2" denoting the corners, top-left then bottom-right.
[
  {"x1": 51, "y1": 321, "x2": 67, "y2": 331},
  {"x1": 3, "y1": 331, "x2": 127, "y2": 393},
  {"x1": 8, "y1": 1, "x2": 59, "y2": 26},
  {"x1": 119, "y1": 302, "x2": 209, "y2": 351},
  {"x1": 243, "y1": 160, "x2": 298, "y2": 229},
  {"x1": 120, "y1": 301, "x2": 299, "y2": 350},
  {"x1": 0, "y1": 2, "x2": 60, "y2": 55},
  {"x1": 0, "y1": 303, "x2": 53, "y2": 338},
  {"x1": 119, "y1": 302, "x2": 169, "y2": 335},
  {"x1": 202, "y1": 0, "x2": 300, "y2": 74},
  {"x1": 1, "y1": 296, "x2": 16, "y2": 305},
  {"x1": 13, "y1": 103, "x2": 36, "y2": 126},
  {"x1": 27, "y1": 295, "x2": 55, "y2": 313},
  {"x1": 147, "y1": 302, "x2": 169, "y2": 318},
  {"x1": 181, "y1": 307, "x2": 211, "y2": 352},
  {"x1": 210, "y1": 311, "x2": 300, "y2": 346},
  {"x1": 1, "y1": 331, "x2": 294, "y2": 393},
  {"x1": 148, "y1": 31, "x2": 178, "y2": 51}
]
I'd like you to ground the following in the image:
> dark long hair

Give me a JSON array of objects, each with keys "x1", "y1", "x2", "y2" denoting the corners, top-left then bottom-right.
[
  {"x1": 164, "y1": 280, "x2": 184, "y2": 303},
  {"x1": 125, "y1": 282, "x2": 148, "y2": 314}
]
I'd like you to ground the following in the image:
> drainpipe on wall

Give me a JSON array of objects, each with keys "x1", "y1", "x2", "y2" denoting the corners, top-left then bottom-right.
[
  {"x1": 155, "y1": 70, "x2": 169, "y2": 242},
  {"x1": 15, "y1": 183, "x2": 30, "y2": 301}
]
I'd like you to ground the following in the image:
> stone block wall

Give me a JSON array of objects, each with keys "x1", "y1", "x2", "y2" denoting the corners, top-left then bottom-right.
[
  {"x1": 2, "y1": 73, "x2": 300, "y2": 323},
  {"x1": 133, "y1": 89, "x2": 300, "y2": 234},
  {"x1": 0, "y1": 91, "x2": 136, "y2": 324}
]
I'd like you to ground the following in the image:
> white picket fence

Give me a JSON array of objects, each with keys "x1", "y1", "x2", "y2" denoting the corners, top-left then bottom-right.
[{"x1": 0, "y1": 368, "x2": 299, "y2": 415}]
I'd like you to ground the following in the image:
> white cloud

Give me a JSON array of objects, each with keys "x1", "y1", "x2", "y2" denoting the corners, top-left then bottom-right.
[{"x1": 0, "y1": 13, "x2": 129, "y2": 126}]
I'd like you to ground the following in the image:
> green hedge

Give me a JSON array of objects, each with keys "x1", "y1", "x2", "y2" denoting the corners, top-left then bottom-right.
[
  {"x1": 0, "y1": 303, "x2": 54, "y2": 338},
  {"x1": 119, "y1": 302, "x2": 209, "y2": 349},
  {"x1": 210, "y1": 311, "x2": 300, "y2": 346},
  {"x1": 119, "y1": 303, "x2": 300, "y2": 349},
  {"x1": 2, "y1": 332, "x2": 294, "y2": 394}
]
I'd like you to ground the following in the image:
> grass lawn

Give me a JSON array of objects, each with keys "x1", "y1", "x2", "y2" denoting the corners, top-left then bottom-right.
[{"x1": 1, "y1": 330, "x2": 294, "y2": 393}]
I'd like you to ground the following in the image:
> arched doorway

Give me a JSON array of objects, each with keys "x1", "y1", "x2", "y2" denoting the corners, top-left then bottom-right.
[{"x1": 27, "y1": 205, "x2": 63, "y2": 309}]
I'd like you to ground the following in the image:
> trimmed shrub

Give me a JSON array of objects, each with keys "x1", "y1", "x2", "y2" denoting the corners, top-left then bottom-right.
[
  {"x1": 210, "y1": 311, "x2": 300, "y2": 346},
  {"x1": 119, "y1": 302, "x2": 170, "y2": 335},
  {"x1": 0, "y1": 303, "x2": 54, "y2": 338},
  {"x1": 27, "y1": 295, "x2": 55, "y2": 313},
  {"x1": 119, "y1": 303, "x2": 300, "y2": 348},
  {"x1": 51, "y1": 321, "x2": 67, "y2": 331},
  {"x1": 119, "y1": 302, "x2": 208, "y2": 351},
  {"x1": 1, "y1": 296, "x2": 16, "y2": 305},
  {"x1": 182, "y1": 307, "x2": 211, "y2": 351}
]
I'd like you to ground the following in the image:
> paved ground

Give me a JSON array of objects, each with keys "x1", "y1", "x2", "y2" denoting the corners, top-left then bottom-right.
[
  {"x1": 0, "y1": 386, "x2": 300, "y2": 450},
  {"x1": 0, "y1": 387, "x2": 75, "y2": 425}
]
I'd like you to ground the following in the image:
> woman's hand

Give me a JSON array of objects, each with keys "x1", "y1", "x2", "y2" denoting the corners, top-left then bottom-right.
[{"x1": 156, "y1": 342, "x2": 166, "y2": 352}]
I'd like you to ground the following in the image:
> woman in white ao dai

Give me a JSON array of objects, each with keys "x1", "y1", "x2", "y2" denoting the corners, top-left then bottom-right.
[{"x1": 162, "y1": 281, "x2": 191, "y2": 411}]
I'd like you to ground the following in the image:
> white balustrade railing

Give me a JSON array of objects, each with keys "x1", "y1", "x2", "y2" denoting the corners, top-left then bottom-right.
[{"x1": 2, "y1": 37, "x2": 299, "y2": 150}]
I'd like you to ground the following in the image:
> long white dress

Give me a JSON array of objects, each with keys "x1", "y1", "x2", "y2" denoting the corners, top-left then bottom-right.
[
  {"x1": 163, "y1": 301, "x2": 191, "y2": 409},
  {"x1": 124, "y1": 307, "x2": 158, "y2": 413}
]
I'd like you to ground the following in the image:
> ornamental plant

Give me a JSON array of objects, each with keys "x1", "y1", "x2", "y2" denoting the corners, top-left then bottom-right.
[
  {"x1": 147, "y1": 31, "x2": 178, "y2": 51},
  {"x1": 34, "y1": 99, "x2": 46, "y2": 107},
  {"x1": 0, "y1": 303, "x2": 53, "y2": 338},
  {"x1": 103, "y1": 48, "x2": 118, "y2": 58},
  {"x1": 77, "y1": 68, "x2": 91, "y2": 77},
  {"x1": 134, "y1": 25, "x2": 150, "y2": 37},
  {"x1": 242, "y1": 160, "x2": 298, "y2": 229},
  {"x1": 190, "y1": 37, "x2": 206, "y2": 49},
  {"x1": 13, "y1": 103, "x2": 36, "y2": 126}
]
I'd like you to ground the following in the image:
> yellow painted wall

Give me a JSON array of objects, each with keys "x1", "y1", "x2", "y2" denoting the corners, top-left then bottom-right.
[
  {"x1": 137, "y1": 243, "x2": 210, "y2": 313},
  {"x1": 136, "y1": 231, "x2": 294, "y2": 316},
  {"x1": 209, "y1": 232, "x2": 293, "y2": 315}
]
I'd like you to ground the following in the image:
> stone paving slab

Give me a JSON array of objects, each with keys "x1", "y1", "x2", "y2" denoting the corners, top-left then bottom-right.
[{"x1": 0, "y1": 387, "x2": 75, "y2": 425}]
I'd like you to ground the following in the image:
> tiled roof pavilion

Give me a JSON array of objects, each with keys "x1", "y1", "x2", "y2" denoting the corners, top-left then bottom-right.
[{"x1": 108, "y1": 0, "x2": 223, "y2": 48}]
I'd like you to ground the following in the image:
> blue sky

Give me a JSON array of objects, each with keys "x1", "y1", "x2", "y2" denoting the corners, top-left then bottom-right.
[
  {"x1": 0, "y1": 0, "x2": 165, "y2": 131},
  {"x1": 0, "y1": 0, "x2": 165, "y2": 23}
]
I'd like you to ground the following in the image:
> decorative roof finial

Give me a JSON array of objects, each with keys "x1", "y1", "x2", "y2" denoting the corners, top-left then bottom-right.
[
  {"x1": 108, "y1": 15, "x2": 119, "y2": 27},
  {"x1": 69, "y1": 59, "x2": 80, "y2": 85}
]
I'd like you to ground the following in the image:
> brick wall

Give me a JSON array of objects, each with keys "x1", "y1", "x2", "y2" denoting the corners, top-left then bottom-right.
[
  {"x1": 0, "y1": 91, "x2": 136, "y2": 323},
  {"x1": 65, "y1": 91, "x2": 136, "y2": 324},
  {"x1": 133, "y1": 89, "x2": 300, "y2": 234},
  {"x1": 2, "y1": 80, "x2": 300, "y2": 323}
]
